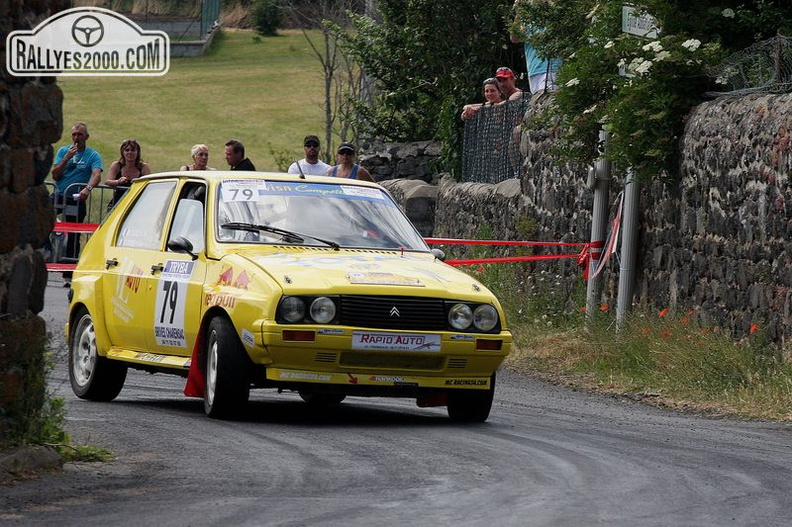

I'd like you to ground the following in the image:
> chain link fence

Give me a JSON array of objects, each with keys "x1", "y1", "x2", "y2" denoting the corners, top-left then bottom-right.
[
  {"x1": 461, "y1": 98, "x2": 529, "y2": 183},
  {"x1": 707, "y1": 34, "x2": 792, "y2": 96}
]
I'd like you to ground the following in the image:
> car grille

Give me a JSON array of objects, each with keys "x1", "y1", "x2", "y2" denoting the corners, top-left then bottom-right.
[
  {"x1": 339, "y1": 295, "x2": 446, "y2": 331},
  {"x1": 339, "y1": 352, "x2": 444, "y2": 370}
]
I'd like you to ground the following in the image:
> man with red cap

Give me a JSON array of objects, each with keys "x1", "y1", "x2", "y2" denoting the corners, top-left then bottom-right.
[
  {"x1": 460, "y1": 66, "x2": 524, "y2": 120},
  {"x1": 494, "y1": 66, "x2": 524, "y2": 100}
]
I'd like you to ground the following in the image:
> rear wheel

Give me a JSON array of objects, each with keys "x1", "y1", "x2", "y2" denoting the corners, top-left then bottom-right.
[
  {"x1": 204, "y1": 316, "x2": 251, "y2": 419},
  {"x1": 446, "y1": 373, "x2": 496, "y2": 423},
  {"x1": 69, "y1": 308, "x2": 127, "y2": 401},
  {"x1": 298, "y1": 390, "x2": 346, "y2": 405}
]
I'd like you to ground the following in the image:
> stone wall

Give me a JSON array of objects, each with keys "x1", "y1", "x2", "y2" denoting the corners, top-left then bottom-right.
[
  {"x1": 0, "y1": 0, "x2": 67, "y2": 443},
  {"x1": 380, "y1": 92, "x2": 792, "y2": 344},
  {"x1": 360, "y1": 140, "x2": 441, "y2": 184}
]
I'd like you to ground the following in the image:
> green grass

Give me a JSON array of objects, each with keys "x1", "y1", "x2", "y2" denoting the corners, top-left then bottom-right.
[
  {"x1": 468, "y1": 258, "x2": 792, "y2": 422},
  {"x1": 56, "y1": 29, "x2": 328, "y2": 173}
]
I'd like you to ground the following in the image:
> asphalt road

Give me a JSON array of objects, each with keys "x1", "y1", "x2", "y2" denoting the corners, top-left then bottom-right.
[{"x1": 2, "y1": 279, "x2": 792, "y2": 526}]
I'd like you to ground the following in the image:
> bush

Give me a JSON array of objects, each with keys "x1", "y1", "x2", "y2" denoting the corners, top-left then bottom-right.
[
  {"x1": 252, "y1": 0, "x2": 282, "y2": 36},
  {"x1": 515, "y1": 0, "x2": 792, "y2": 182}
]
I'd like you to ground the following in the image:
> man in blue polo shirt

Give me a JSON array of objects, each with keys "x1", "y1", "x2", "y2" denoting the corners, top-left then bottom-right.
[{"x1": 51, "y1": 121, "x2": 103, "y2": 284}]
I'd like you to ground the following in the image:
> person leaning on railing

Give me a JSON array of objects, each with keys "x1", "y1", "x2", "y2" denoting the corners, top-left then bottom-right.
[
  {"x1": 461, "y1": 77, "x2": 507, "y2": 121},
  {"x1": 105, "y1": 138, "x2": 151, "y2": 209},
  {"x1": 51, "y1": 121, "x2": 103, "y2": 285}
]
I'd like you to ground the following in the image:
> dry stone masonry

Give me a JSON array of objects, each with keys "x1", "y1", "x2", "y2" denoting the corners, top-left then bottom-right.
[
  {"x1": 1, "y1": 0, "x2": 67, "y2": 442},
  {"x1": 374, "y1": 92, "x2": 792, "y2": 345}
]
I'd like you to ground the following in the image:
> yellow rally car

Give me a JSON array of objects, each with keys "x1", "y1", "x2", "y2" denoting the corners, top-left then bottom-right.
[{"x1": 67, "y1": 172, "x2": 512, "y2": 421}]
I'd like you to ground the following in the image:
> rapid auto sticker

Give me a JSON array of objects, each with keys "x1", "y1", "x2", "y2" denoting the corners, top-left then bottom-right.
[
  {"x1": 352, "y1": 332, "x2": 441, "y2": 352},
  {"x1": 153, "y1": 260, "x2": 195, "y2": 347}
]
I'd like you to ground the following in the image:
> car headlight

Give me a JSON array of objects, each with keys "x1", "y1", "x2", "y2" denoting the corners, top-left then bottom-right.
[
  {"x1": 473, "y1": 304, "x2": 498, "y2": 332},
  {"x1": 279, "y1": 296, "x2": 306, "y2": 323},
  {"x1": 310, "y1": 297, "x2": 336, "y2": 324},
  {"x1": 448, "y1": 303, "x2": 473, "y2": 330}
]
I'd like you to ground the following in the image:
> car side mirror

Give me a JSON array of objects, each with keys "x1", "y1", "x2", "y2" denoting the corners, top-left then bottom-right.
[
  {"x1": 167, "y1": 236, "x2": 198, "y2": 260},
  {"x1": 431, "y1": 248, "x2": 446, "y2": 261}
]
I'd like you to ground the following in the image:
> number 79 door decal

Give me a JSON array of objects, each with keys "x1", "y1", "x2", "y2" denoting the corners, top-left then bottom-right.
[{"x1": 153, "y1": 260, "x2": 195, "y2": 347}]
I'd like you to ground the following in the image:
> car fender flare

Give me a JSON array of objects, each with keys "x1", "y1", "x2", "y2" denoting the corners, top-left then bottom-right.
[{"x1": 68, "y1": 276, "x2": 112, "y2": 356}]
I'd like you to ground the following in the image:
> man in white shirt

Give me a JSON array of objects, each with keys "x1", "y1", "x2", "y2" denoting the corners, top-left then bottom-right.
[{"x1": 288, "y1": 135, "x2": 331, "y2": 176}]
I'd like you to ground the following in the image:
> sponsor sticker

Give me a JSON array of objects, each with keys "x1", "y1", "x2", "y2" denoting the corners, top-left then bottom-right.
[
  {"x1": 352, "y1": 332, "x2": 441, "y2": 352},
  {"x1": 347, "y1": 272, "x2": 423, "y2": 287},
  {"x1": 241, "y1": 329, "x2": 255, "y2": 348},
  {"x1": 7, "y1": 7, "x2": 169, "y2": 77},
  {"x1": 221, "y1": 180, "x2": 266, "y2": 202},
  {"x1": 153, "y1": 260, "x2": 195, "y2": 347},
  {"x1": 341, "y1": 186, "x2": 385, "y2": 200}
]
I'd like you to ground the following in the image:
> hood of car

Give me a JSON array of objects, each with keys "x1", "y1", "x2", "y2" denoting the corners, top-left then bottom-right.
[{"x1": 234, "y1": 248, "x2": 487, "y2": 298}]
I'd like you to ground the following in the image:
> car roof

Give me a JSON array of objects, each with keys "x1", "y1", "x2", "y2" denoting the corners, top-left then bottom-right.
[{"x1": 138, "y1": 171, "x2": 381, "y2": 187}]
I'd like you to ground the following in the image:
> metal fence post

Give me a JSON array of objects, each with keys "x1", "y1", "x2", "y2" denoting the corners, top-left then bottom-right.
[
  {"x1": 616, "y1": 169, "x2": 639, "y2": 330},
  {"x1": 586, "y1": 129, "x2": 611, "y2": 323}
]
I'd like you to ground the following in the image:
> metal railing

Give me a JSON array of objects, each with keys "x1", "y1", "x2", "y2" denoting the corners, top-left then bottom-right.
[{"x1": 45, "y1": 181, "x2": 118, "y2": 271}]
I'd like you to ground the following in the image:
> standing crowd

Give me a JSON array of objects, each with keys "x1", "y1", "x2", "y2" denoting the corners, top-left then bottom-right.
[{"x1": 50, "y1": 122, "x2": 372, "y2": 285}]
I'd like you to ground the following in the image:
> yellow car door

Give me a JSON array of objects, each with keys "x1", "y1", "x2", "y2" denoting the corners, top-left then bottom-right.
[
  {"x1": 144, "y1": 187, "x2": 208, "y2": 356},
  {"x1": 101, "y1": 180, "x2": 178, "y2": 352}
]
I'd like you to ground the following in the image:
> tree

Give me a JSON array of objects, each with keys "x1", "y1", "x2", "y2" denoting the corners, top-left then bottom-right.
[
  {"x1": 283, "y1": 1, "x2": 364, "y2": 161},
  {"x1": 515, "y1": 0, "x2": 792, "y2": 182},
  {"x1": 337, "y1": 0, "x2": 522, "y2": 175}
]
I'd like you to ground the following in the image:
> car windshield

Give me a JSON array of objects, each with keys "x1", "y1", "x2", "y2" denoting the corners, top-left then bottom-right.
[{"x1": 216, "y1": 179, "x2": 429, "y2": 251}]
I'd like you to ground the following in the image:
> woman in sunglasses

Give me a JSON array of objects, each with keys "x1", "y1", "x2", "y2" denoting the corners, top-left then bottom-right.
[{"x1": 326, "y1": 142, "x2": 374, "y2": 182}]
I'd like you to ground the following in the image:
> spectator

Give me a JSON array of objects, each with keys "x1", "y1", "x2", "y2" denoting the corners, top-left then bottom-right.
[
  {"x1": 461, "y1": 77, "x2": 506, "y2": 121},
  {"x1": 51, "y1": 121, "x2": 103, "y2": 285},
  {"x1": 225, "y1": 139, "x2": 256, "y2": 170},
  {"x1": 510, "y1": 0, "x2": 561, "y2": 94},
  {"x1": 288, "y1": 134, "x2": 332, "y2": 176},
  {"x1": 494, "y1": 66, "x2": 525, "y2": 100},
  {"x1": 180, "y1": 144, "x2": 215, "y2": 171},
  {"x1": 326, "y1": 142, "x2": 374, "y2": 182},
  {"x1": 105, "y1": 138, "x2": 151, "y2": 208}
]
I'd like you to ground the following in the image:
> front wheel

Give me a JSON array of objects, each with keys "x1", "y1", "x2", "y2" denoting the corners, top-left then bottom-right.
[
  {"x1": 446, "y1": 373, "x2": 496, "y2": 423},
  {"x1": 204, "y1": 316, "x2": 251, "y2": 419},
  {"x1": 69, "y1": 308, "x2": 127, "y2": 401}
]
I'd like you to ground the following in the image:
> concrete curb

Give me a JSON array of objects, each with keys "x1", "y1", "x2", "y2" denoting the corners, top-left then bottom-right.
[{"x1": 0, "y1": 445, "x2": 63, "y2": 484}]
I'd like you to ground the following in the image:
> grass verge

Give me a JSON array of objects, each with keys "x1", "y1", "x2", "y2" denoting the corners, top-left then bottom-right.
[{"x1": 473, "y1": 261, "x2": 792, "y2": 422}]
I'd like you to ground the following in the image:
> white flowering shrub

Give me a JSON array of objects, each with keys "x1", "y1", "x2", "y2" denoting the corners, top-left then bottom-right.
[{"x1": 514, "y1": 0, "x2": 792, "y2": 181}]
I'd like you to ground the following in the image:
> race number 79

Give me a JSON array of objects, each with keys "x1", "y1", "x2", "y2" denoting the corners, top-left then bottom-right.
[{"x1": 159, "y1": 280, "x2": 178, "y2": 324}]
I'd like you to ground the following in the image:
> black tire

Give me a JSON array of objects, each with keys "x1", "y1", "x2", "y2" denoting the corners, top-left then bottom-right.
[
  {"x1": 204, "y1": 316, "x2": 251, "y2": 419},
  {"x1": 446, "y1": 373, "x2": 496, "y2": 423},
  {"x1": 69, "y1": 308, "x2": 127, "y2": 401},
  {"x1": 298, "y1": 390, "x2": 346, "y2": 405}
]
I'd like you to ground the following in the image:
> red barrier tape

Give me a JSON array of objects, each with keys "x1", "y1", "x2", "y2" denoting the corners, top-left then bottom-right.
[
  {"x1": 53, "y1": 222, "x2": 99, "y2": 234},
  {"x1": 425, "y1": 237, "x2": 587, "y2": 248},
  {"x1": 445, "y1": 253, "x2": 584, "y2": 266},
  {"x1": 425, "y1": 237, "x2": 596, "y2": 275},
  {"x1": 46, "y1": 223, "x2": 99, "y2": 273},
  {"x1": 46, "y1": 263, "x2": 77, "y2": 271}
]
